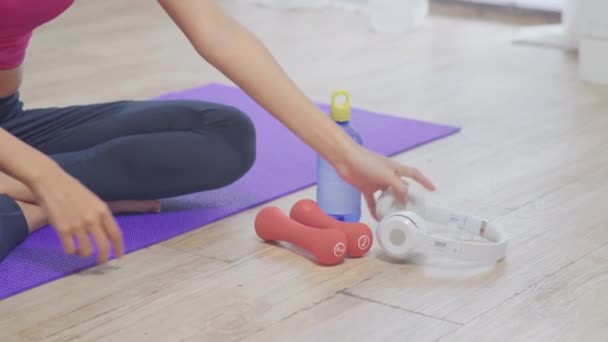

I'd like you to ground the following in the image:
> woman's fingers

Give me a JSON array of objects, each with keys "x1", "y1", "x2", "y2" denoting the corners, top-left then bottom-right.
[
  {"x1": 102, "y1": 211, "x2": 124, "y2": 258},
  {"x1": 390, "y1": 174, "x2": 410, "y2": 204},
  {"x1": 63, "y1": 204, "x2": 122, "y2": 264},
  {"x1": 75, "y1": 229, "x2": 93, "y2": 257},
  {"x1": 59, "y1": 231, "x2": 76, "y2": 255},
  {"x1": 89, "y1": 203, "x2": 123, "y2": 263},
  {"x1": 364, "y1": 193, "x2": 379, "y2": 220},
  {"x1": 89, "y1": 225, "x2": 111, "y2": 264},
  {"x1": 394, "y1": 164, "x2": 435, "y2": 191}
]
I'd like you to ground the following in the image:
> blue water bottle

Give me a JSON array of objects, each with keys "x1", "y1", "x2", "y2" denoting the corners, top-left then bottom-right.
[{"x1": 316, "y1": 90, "x2": 363, "y2": 222}]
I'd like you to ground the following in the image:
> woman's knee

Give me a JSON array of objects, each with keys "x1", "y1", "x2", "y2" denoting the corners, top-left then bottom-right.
[
  {"x1": 180, "y1": 101, "x2": 257, "y2": 182},
  {"x1": 204, "y1": 103, "x2": 255, "y2": 166}
]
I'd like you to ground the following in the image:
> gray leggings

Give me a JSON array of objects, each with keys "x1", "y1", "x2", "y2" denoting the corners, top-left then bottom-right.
[{"x1": 0, "y1": 92, "x2": 256, "y2": 260}]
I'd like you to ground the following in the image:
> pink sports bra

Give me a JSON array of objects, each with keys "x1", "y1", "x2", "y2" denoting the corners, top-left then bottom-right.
[{"x1": 0, "y1": 0, "x2": 75, "y2": 69}]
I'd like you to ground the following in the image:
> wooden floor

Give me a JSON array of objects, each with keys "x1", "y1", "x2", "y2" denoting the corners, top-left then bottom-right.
[{"x1": 2, "y1": 1, "x2": 608, "y2": 341}]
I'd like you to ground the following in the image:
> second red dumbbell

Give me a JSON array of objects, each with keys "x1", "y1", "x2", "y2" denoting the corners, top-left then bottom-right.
[{"x1": 290, "y1": 199, "x2": 373, "y2": 258}]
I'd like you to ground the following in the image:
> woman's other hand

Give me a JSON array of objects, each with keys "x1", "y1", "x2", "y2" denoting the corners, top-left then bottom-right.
[{"x1": 29, "y1": 161, "x2": 124, "y2": 264}]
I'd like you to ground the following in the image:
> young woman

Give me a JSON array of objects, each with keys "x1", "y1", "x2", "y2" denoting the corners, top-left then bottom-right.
[{"x1": 0, "y1": 0, "x2": 435, "y2": 264}]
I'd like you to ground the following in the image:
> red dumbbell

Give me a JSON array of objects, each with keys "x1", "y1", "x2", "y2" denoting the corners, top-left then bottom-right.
[
  {"x1": 254, "y1": 206, "x2": 348, "y2": 266},
  {"x1": 289, "y1": 199, "x2": 373, "y2": 258}
]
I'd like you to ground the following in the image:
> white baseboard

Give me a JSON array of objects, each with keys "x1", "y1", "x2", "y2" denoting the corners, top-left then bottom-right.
[{"x1": 512, "y1": 24, "x2": 577, "y2": 51}]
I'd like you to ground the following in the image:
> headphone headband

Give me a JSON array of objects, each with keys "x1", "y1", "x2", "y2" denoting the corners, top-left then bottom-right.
[
  {"x1": 415, "y1": 222, "x2": 507, "y2": 263},
  {"x1": 422, "y1": 204, "x2": 504, "y2": 242},
  {"x1": 376, "y1": 190, "x2": 508, "y2": 263}
]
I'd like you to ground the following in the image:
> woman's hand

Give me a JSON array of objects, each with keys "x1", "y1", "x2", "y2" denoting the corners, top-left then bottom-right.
[
  {"x1": 336, "y1": 144, "x2": 436, "y2": 220},
  {"x1": 28, "y1": 161, "x2": 124, "y2": 264},
  {"x1": 0, "y1": 128, "x2": 124, "y2": 263}
]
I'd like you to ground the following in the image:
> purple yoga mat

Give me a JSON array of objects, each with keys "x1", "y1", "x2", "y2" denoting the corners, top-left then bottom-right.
[{"x1": 0, "y1": 83, "x2": 459, "y2": 300}]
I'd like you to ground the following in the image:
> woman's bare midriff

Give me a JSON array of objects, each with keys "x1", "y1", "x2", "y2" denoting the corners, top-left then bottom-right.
[{"x1": 0, "y1": 67, "x2": 23, "y2": 98}]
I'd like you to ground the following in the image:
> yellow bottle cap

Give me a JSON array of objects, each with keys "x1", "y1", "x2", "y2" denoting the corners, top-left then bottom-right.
[{"x1": 330, "y1": 90, "x2": 351, "y2": 122}]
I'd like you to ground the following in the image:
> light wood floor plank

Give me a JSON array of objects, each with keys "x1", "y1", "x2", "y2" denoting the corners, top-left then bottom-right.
[
  {"x1": 440, "y1": 241, "x2": 608, "y2": 342},
  {"x1": 242, "y1": 292, "x2": 460, "y2": 342},
  {"x1": 0, "y1": 246, "x2": 223, "y2": 341},
  {"x1": 44, "y1": 248, "x2": 383, "y2": 342}
]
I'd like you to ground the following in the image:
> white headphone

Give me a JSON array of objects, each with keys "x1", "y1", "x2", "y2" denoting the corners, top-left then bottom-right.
[{"x1": 375, "y1": 189, "x2": 508, "y2": 264}]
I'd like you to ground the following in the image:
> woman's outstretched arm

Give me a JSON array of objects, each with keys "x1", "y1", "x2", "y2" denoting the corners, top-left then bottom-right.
[{"x1": 157, "y1": 0, "x2": 436, "y2": 216}]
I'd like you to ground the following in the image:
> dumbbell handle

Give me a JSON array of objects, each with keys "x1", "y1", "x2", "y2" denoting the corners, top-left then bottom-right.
[
  {"x1": 290, "y1": 199, "x2": 373, "y2": 257},
  {"x1": 255, "y1": 206, "x2": 348, "y2": 266}
]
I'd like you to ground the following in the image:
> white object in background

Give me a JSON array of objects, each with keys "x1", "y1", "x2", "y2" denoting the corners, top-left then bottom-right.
[
  {"x1": 579, "y1": 38, "x2": 608, "y2": 85},
  {"x1": 578, "y1": 0, "x2": 608, "y2": 38},
  {"x1": 562, "y1": 0, "x2": 582, "y2": 48},
  {"x1": 245, "y1": 0, "x2": 365, "y2": 11},
  {"x1": 246, "y1": 0, "x2": 330, "y2": 10},
  {"x1": 284, "y1": 0, "x2": 332, "y2": 9},
  {"x1": 578, "y1": 0, "x2": 608, "y2": 86},
  {"x1": 333, "y1": 0, "x2": 368, "y2": 12},
  {"x1": 369, "y1": 0, "x2": 428, "y2": 33},
  {"x1": 511, "y1": 0, "x2": 579, "y2": 51},
  {"x1": 457, "y1": 0, "x2": 564, "y2": 11}
]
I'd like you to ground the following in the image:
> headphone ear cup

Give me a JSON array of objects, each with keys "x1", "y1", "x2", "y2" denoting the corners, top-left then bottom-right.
[{"x1": 377, "y1": 210, "x2": 428, "y2": 260}]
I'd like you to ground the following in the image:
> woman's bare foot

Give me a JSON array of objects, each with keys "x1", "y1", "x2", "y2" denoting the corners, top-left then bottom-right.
[{"x1": 107, "y1": 200, "x2": 161, "y2": 214}]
